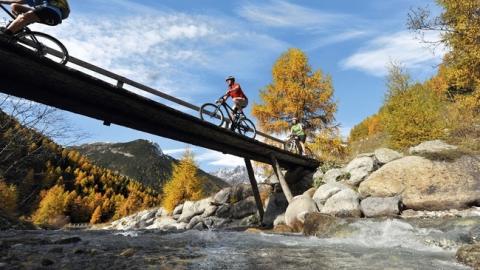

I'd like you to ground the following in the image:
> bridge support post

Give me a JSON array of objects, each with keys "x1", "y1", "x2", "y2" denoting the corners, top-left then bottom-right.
[
  {"x1": 270, "y1": 154, "x2": 293, "y2": 203},
  {"x1": 244, "y1": 158, "x2": 264, "y2": 224}
]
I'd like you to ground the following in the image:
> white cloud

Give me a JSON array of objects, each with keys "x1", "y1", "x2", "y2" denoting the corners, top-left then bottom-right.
[
  {"x1": 35, "y1": 14, "x2": 213, "y2": 90},
  {"x1": 342, "y1": 31, "x2": 447, "y2": 76},
  {"x1": 196, "y1": 150, "x2": 244, "y2": 167},
  {"x1": 239, "y1": 0, "x2": 349, "y2": 29},
  {"x1": 307, "y1": 30, "x2": 368, "y2": 51},
  {"x1": 163, "y1": 148, "x2": 187, "y2": 155},
  {"x1": 32, "y1": 9, "x2": 288, "y2": 101}
]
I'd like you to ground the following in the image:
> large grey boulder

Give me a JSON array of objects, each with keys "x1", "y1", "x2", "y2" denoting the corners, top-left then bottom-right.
[
  {"x1": 172, "y1": 204, "x2": 184, "y2": 216},
  {"x1": 146, "y1": 217, "x2": 177, "y2": 230},
  {"x1": 263, "y1": 192, "x2": 288, "y2": 226},
  {"x1": 303, "y1": 212, "x2": 342, "y2": 237},
  {"x1": 213, "y1": 187, "x2": 232, "y2": 205},
  {"x1": 360, "y1": 196, "x2": 400, "y2": 217},
  {"x1": 312, "y1": 182, "x2": 349, "y2": 207},
  {"x1": 231, "y1": 196, "x2": 258, "y2": 219},
  {"x1": 359, "y1": 155, "x2": 480, "y2": 210},
  {"x1": 345, "y1": 156, "x2": 375, "y2": 186},
  {"x1": 456, "y1": 243, "x2": 480, "y2": 269},
  {"x1": 321, "y1": 189, "x2": 361, "y2": 218},
  {"x1": 138, "y1": 209, "x2": 156, "y2": 221},
  {"x1": 231, "y1": 184, "x2": 253, "y2": 203},
  {"x1": 201, "y1": 204, "x2": 218, "y2": 218},
  {"x1": 195, "y1": 197, "x2": 213, "y2": 214},
  {"x1": 312, "y1": 169, "x2": 324, "y2": 184},
  {"x1": 203, "y1": 217, "x2": 230, "y2": 229},
  {"x1": 215, "y1": 204, "x2": 231, "y2": 218},
  {"x1": 155, "y1": 207, "x2": 167, "y2": 218},
  {"x1": 239, "y1": 214, "x2": 261, "y2": 227},
  {"x1": 177, "y1": 197, "x2": 213, "y2": 223},
  {"x1": 107, "y1": 209, "x2": 160, "y2": 230},
  {"x1": 177, "y1": 201, "x2": 196, "y2": 223},
  {"x1": 175, "y1": 222, "x2": 188, "y2": 230},
  {"x1": 285, "y1": 195, "x2": 319, "y2": 231},
  {"x1": 409, "y1": 140, "x2": 458, "y2": 155},
  {"x1": 374, "y1": 148, "x2": 403, "y2": 165},
  {"x1": 322, "y1": 169, "x2": 346, "y2": 184},
  {"x1": 186, "y1": 215, "x2": 203, "y2": 230},
  {"x1": 303, "y1": 187, "x2": 317, "y2": 198},
  {"x1": 273, "y1": 213, "x2": 286, "y2": 226},
  {"x1": 193, "y1": 222, "x2": 206, "y2": 230}
]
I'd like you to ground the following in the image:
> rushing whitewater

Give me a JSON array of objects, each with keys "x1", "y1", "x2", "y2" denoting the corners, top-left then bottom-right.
[{"x1": 1, "y1": 217, "x2": 476, "y2": 269}]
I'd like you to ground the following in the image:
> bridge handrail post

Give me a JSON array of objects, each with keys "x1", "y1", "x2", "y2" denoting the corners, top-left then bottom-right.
[{"x1": 269, "y1": 154, "x2": 293, "y2": 203}]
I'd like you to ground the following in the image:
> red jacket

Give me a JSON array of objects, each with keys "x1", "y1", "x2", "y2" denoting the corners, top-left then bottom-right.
[{"x1": 226, "y1": 83, "x2": 247, "y2": 99}]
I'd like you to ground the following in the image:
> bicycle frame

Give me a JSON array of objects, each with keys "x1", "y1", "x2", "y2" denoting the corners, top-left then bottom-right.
[{"x1": 217, "y1": 96, "x2": 246, "y2": 128}]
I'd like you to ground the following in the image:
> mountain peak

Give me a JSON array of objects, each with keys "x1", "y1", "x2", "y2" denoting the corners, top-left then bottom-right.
[{"x1": 71, "y1": 139, "x2": 228, "y2": 192}]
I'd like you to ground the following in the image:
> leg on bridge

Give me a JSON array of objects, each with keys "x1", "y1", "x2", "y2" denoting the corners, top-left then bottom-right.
[
  {"x1": 270, "y1": 154, "x2": 293, "y2": 203},
  {"x1": 244, "y1": 158, "x2": 264, "y2": 224}
]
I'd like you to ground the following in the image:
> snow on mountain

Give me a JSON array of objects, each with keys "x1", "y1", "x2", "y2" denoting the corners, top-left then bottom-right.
[{"x1": 211, "y1": 166, "x2": 265, "y2": 185}]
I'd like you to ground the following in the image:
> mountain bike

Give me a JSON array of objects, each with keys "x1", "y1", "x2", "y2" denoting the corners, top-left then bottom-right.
[
  {"x1": 199, "y1": 96, "x2": 257, "y2": 139},
  {"x1": 284, "y1": 134, "x2": 313, "y2": 157},
  {"x1": 0, "y1": 4, "x2": 69, "y2": 65}
]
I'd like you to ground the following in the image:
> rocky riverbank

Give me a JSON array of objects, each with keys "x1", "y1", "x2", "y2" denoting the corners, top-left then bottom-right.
[
  {"x1": 103, "y1": 183, "x2": 276, "y2": 231},
  {"x1": 278, "y1": 140, "x2": 479, "y2": 232}
]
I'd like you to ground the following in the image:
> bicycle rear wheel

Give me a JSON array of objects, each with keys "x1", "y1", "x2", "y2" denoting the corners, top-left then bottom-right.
[
  {"x1": 237, "y1": 118, "x2": 256, "y2": 139},
  {"x1": 199, "y1": 103, "x2": 224, "y2": 127},
  {"x1": 284, "y1": 139, "x2": 300, "y2": 154},
  {"x1": 15, "y1": 31, "x2": 69, "y2": 65}
]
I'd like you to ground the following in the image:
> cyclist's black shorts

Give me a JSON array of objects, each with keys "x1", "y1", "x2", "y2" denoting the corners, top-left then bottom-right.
[
  {"x1": 33, "y1": 6, "x2": 62, "y2": 26},
  {"x1": 298, "y1": 135, "x2": 306, "y2": 143}
]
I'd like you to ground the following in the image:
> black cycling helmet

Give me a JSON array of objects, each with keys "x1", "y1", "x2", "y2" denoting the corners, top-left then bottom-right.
[{"x1": 225, "y1": 76, "x2": 235, "y2": 82}]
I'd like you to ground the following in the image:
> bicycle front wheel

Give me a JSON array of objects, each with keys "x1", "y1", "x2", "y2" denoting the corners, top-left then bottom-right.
[
  {"x1": 16, "y1": 31, "x2": 69, "y2": 65},
  {"x1": 237, "y1": 118, "x2": 256, "y2": 139},
  {"x1": 199, "y1": 103, "x2": 224, "y2": 127}
]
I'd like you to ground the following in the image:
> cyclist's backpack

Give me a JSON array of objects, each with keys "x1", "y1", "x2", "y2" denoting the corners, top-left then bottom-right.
[{"x1": 50, "y1": 0, "x2": 70, "y2": 19}]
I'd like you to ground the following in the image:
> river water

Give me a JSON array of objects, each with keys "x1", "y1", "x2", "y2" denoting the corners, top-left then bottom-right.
[{"x1": 1, "y1": 217, "x2": 477, "y2": 269}]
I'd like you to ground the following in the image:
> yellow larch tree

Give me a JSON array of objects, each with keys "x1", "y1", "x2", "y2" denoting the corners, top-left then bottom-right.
[
  {"x1": 32, "y1": 184, "x2": 67, "y2": 225},
  {"x1": 162, "y1": 149, "x2": 204, "y2": 213},
  {"x1": 252, "y1": 48, "x2": 337, "y2": 134}
]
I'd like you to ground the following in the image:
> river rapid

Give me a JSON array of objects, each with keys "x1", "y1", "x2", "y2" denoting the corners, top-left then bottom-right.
[{"x1": 1, "y1": 217, "x2": 478, "y2": 270}]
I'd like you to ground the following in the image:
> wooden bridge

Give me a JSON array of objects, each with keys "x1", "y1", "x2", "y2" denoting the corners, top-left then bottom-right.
[{"x1": 0, "y1": 37, "x2": 321, "y2": 222}]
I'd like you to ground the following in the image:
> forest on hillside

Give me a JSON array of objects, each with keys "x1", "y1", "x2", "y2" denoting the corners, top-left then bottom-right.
[
  {"x1": 0, "y1": 105, "x2": 161, "y2": 226},
  {"x1": 348, "y1": 0, "x2": 479, "y2": 155},
  {"x1": 0, "y1": 96, "x2": 215, "y2": 227}
]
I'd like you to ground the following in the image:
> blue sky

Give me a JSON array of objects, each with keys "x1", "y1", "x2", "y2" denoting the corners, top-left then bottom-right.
[{"x1": 29, "y1": 0, "x2": 445, "y2": 171}]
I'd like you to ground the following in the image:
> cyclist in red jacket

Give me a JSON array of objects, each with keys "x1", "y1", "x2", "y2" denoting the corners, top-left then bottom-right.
[{"x1": 223, "y1": 76, "x2": 248, "y2": 115}]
